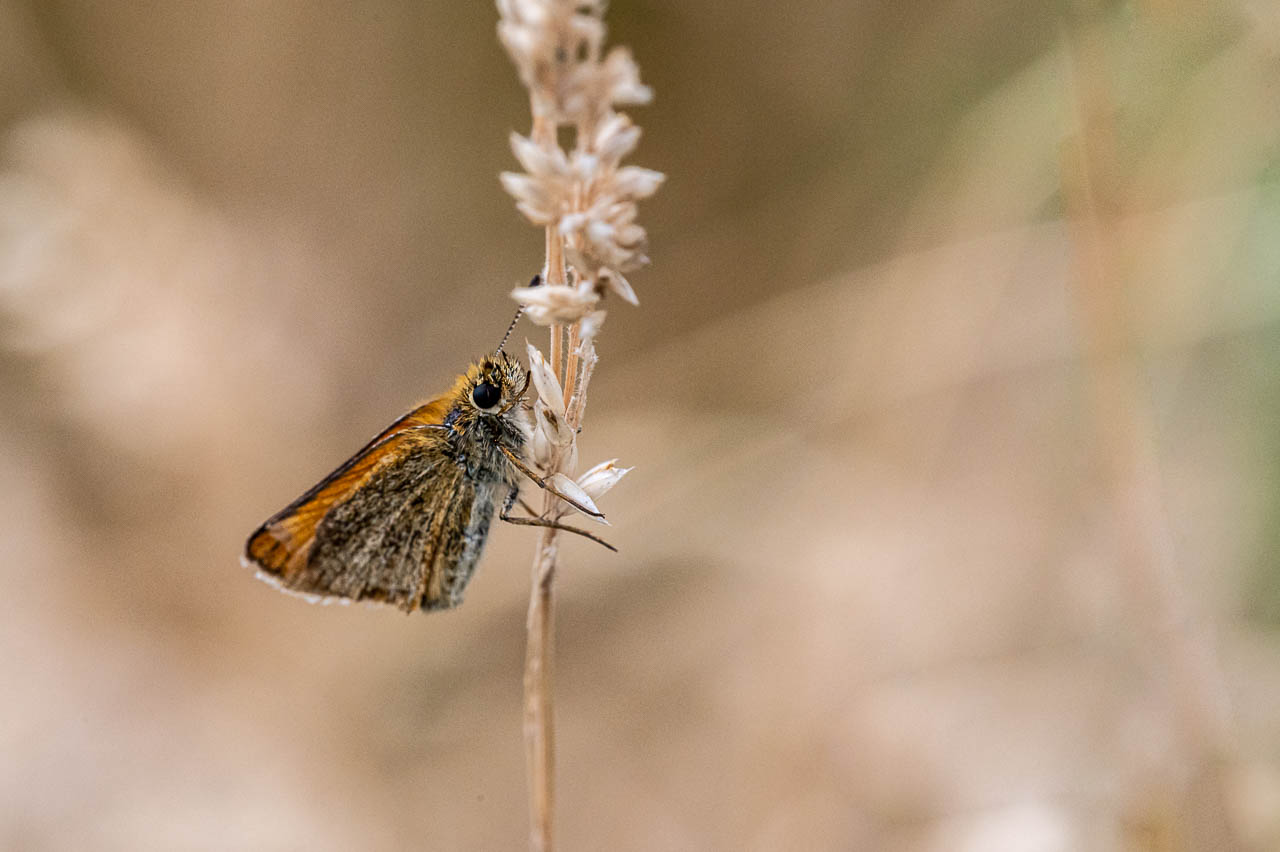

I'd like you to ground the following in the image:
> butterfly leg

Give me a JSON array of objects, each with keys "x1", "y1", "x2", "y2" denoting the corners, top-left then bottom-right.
[
  {"x1": 500, "y1": 488, "x2": 617, "y2": 551},
  {"x1": 498, "y1": 445, "x2": 605, "y2": 519}
]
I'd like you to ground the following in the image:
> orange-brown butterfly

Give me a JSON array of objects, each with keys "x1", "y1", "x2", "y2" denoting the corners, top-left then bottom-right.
[{"x1": 243, "y1": 307, "x2": 611, "y2": 613}]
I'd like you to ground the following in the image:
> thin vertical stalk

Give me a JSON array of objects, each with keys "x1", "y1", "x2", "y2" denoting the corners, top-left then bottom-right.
[
  {"x1": 524, "y1": 522, "x2": 558, "y2": 852},
  {"x1": 525, "y1": 106, "x2": 563, "y2": 852},
  {"x1": 562, "y1": 325, "x2": 580, "y2": 410},
  {"x1": 1061, "y1": 10, "x2": 1239, "y2": 847}
]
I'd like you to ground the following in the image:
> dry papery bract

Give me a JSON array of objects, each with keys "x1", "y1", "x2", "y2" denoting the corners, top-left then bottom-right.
[
  {"x1": 497, "y1": 0, "x2": 652, "y2": 123},
  {"x1": 503, "y1": 114, "x2": 662, "y2": 316},
  {"x1": 498, "y1": 1, "x2": 663, "y2": 325},
  {"x1": 523, "y1": 342, "x2": 625, "y2": 523}
]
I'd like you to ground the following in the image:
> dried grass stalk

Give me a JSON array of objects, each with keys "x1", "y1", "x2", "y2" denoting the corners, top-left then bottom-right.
[
  {"x1": 1060, "y1": 11, "x2": 1241, "y2": 849},
  {"x1": 496, "y1": 2, "x2": 660, "y2": 849}
]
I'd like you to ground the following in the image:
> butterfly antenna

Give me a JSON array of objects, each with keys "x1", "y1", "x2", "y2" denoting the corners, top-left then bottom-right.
[
  {"x1": 498, "y1": 274, "x2": 541, "y2": 353},
  {"x1": 498, "y1": 307, "x2": 523, "y2": 353}
]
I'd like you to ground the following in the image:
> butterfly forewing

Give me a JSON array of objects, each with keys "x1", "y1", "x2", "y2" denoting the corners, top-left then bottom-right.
[
  {"x1": 245, "y1": 352, "x2": 536, "y2": 614},
  {"x1": 245, "y1": 394, "x2": 495, "y2": 611}
]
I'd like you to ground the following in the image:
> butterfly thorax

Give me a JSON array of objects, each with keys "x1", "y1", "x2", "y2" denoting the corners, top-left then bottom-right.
[{"x1": 442, "y1": 402, "x2": 526, "y2": 485}]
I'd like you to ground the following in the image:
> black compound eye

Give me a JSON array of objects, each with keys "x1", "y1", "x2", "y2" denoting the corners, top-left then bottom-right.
[{"x1": 472, "y1": 381, "x2": 501, "y2": 410}]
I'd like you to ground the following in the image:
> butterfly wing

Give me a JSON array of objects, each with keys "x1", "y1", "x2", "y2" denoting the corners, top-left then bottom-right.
[{"x1": 244, "y1": 396, "x2": 473, "y2": 609}]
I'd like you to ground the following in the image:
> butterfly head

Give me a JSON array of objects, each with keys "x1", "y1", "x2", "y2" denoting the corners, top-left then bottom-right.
[{"x1": 457, "y1": 351, "x2": 528, "y2": 421}]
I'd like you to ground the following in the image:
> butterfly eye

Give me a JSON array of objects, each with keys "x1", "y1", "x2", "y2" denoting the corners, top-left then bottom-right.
[{"x1": 472, "y1": 381, "x2": 501, "y2": 411}]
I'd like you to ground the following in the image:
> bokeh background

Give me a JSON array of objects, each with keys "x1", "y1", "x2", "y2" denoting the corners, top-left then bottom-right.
[{"x1": 3, "y1": 1, "x2": 1279, "y2": 849}]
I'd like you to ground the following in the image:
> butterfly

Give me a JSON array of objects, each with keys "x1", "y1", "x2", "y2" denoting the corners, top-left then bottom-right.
[{"x1": 242, "y1": 347, "x2": 611, "y2": 613}]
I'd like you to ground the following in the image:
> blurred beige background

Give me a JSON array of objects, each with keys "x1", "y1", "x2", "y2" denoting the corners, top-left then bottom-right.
[{"x1": 2, "y1": 1, "x2": 1279, "y2": 850}]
